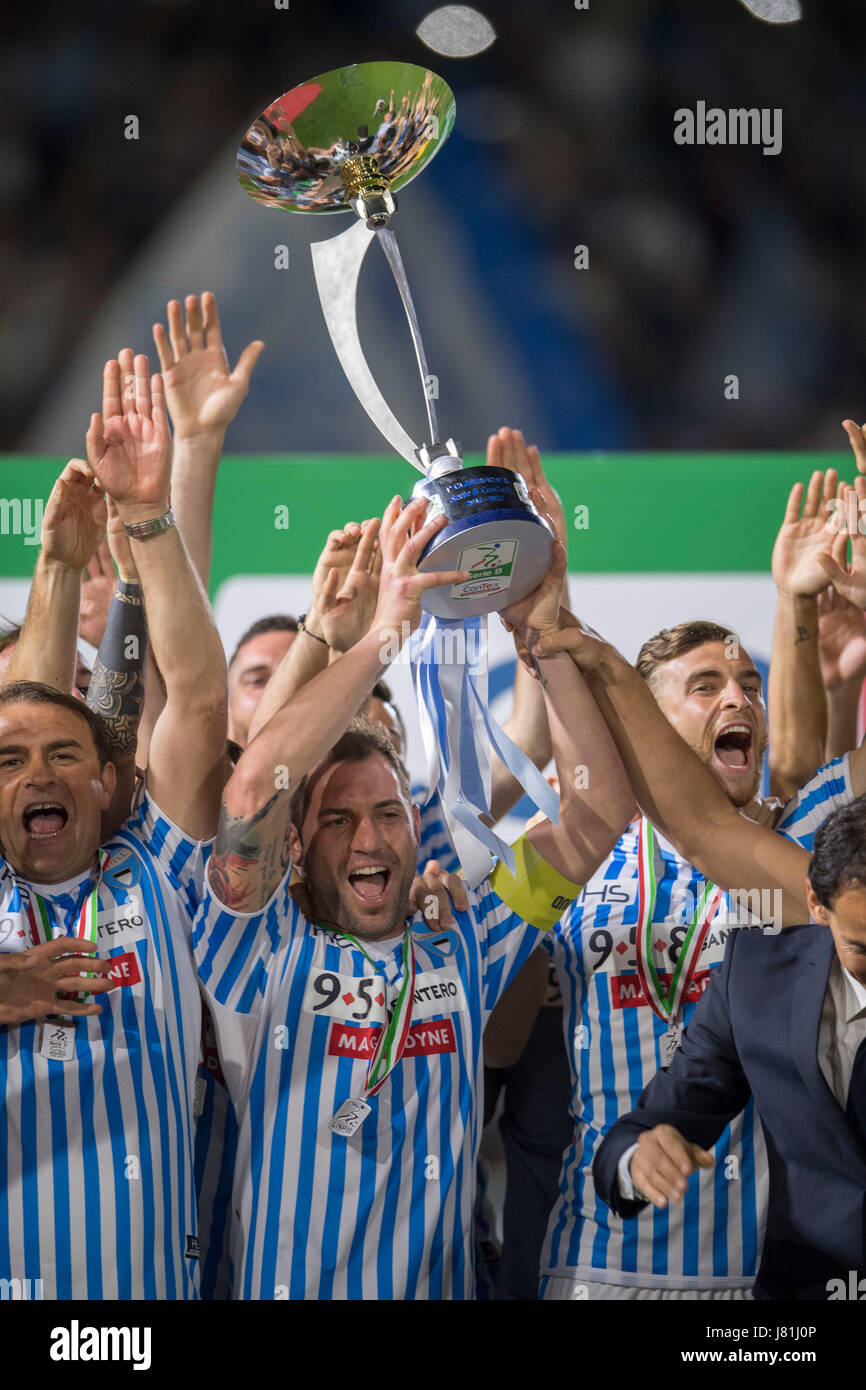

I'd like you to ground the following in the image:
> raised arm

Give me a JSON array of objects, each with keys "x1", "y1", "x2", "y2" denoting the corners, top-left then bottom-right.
[
  {"x1": 5, "y1": 459, "x2": 106, "y2": 692},
  {"x1": 153, "y1": 292, "x2": 264, "y2": 586},
  {"x1": 207, "y1": 496, "x2": 470, "y2": 914},
  {"x1": 245, "y1": 518, "x2": 380, "y2": 745},
  {"x1": 489, "y1": 655, "x2": 551, "y2": 823},
  {"x1": 487, "y1": 429, "x2": 569, "y2": 821},
  {"x1": 86, "y1": 354, "x2": 227, "y2": 839},
  {"x1": 767, "y1": 470, "x2": 834, "y2": 800},
  {"x1": 535, "y1": 619, "x2": 810, "y2": 924},
  {"x1": 500, "y1": 536, "x2": 634, "y2": 886},
  {"x1": 86, "y1": 503, "x2": 148, "y2": 833},
  {"x1": 816, "y1": 474, "x2": 866, "y2": 795},
  {"x1": 817, "y1": 587, "x2": 866, "y2": 759}
]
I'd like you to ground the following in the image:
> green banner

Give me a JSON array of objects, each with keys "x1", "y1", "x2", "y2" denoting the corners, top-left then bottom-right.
[{"x1": 0, "y1": 452, "x2": 848, "y2": 593}]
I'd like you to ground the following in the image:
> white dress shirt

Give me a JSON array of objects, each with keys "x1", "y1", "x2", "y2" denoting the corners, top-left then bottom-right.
[
  {"x1": 817, "y1": 955, "x2": 866, "y2": 1106},
  {"x1": 618, "y1": 953, "x2": 866, "y2": 1200}
]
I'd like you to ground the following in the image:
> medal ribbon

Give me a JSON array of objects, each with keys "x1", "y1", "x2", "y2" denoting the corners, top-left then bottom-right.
[
  {"x1": 24, "y1": 850, "x2": 110, "y2": 1001},
  {"x1": 409, "y1": 611, "x2": 559, "y2": 888},
  {"x1": 319, "y1": 925, "x2": 417, "y2": 1100},
  {"x1": 636, "y1": 817, "x2": 723, "y2": 1025}
]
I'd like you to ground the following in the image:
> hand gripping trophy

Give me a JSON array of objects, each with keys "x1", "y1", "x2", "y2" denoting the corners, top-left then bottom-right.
[{"x1": 237, "y1": 61, "x2": 558, "y2": 874}]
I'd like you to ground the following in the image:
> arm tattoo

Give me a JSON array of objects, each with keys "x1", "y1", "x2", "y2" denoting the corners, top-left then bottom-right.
[
  {"x1": 87, "y1": 583, "x2": 147, "y2": 757},
  {"x1": 793, "y1": 625, "x2": 810, "y2": 646},
  {"x1": 209, "y1": 791, "x2": 293, "y2": 912}
]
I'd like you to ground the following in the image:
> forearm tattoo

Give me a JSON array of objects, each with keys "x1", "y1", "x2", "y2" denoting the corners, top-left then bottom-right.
[
  {"x1": 209, "y1": 791, "x2": 294, "y2": 912},
  {"x1": 86, "y1": 582, "x2": 147, "y2": 757}
]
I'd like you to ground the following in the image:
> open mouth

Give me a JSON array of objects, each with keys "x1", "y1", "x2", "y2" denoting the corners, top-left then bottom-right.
[
  {"x1": 348, "y1": 864, "x2": 391, "y2": 905},
  {"x1": 714, "y1": 724, "x2": 753, "y2": 772},
  {"x1": 21, "y1": 802, "x2": 69, "y2": 839}
]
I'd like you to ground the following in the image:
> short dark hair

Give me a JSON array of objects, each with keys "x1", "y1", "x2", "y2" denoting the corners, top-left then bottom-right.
[
  {"x1": 289, "y1": 714, "x2": 413, "y2": 840},
  {"x1": 369, "y1": 679, "x2": 407, "y2": 750},
  {"x1": 636, "y1": 620, "x2": 739, "y2": 694},
  {"x1": 808, "y1": 797, "x2": 866, "y2": 910},
  {"x1": 0, "y1": 682, "x2": 112, "y2": 767},
  {"x1": 229, "y1": 615, "x2": 299, "y2": 668}
]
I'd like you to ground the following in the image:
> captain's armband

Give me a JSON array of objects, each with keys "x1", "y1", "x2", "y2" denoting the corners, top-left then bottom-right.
[{"x1": 488, "y1": 834, "x2": 582, "y2": 931}]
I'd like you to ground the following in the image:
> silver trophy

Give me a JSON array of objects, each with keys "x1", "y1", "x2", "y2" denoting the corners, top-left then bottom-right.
[{"x1": 237, "y1": 61, "x2": 553, "y2": 618}]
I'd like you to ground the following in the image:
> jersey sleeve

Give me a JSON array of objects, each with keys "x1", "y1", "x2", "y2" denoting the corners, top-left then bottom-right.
[
  {"x1": 466, "y1": 835, "x2": 583, "y2": 1012},
  {"x1": 775, "y1": 754, "x2": 853, "y2": 850},
  {"x1": 461, "y1": 828, "x2": 583, "y2": 1017},
  {"x1": 121, "y1": 787, "x2": 213, "y2": 921},
  {"x1": 464, "y1": 876, "x2": 540, "y2": 1014}
]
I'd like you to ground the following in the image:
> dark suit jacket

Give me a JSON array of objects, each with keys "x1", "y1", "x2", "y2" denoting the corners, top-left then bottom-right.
[{"x1": 593, "y1": 923, "x2": 866, "y2": 1299}]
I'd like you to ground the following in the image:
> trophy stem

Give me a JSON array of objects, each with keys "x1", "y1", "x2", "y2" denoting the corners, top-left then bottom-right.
[{"x1": 376, "y1": 228, "x2": 441, "y2": 450}]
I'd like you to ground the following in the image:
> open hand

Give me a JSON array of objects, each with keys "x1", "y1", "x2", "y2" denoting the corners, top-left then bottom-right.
[
  {"x1": 817, "y1": 585, "x2": 866, "y2": 689},
  {"x1": 0, "y1": 939, "x2": 116, "y2": 1026},
  {"x1": 86, "y1": 354, "x2": 171, "y2": 518},
  {"x1": 310, "y1": 521, "x2": 364, "y2": 619},
  {"x1": 815, "y1": 477, "x2": 866, "y2": 610},
  {"x1": 153, "y1": 292, "x2": 264, "y2": 440},
  {"x1": 842, "y1": 418, "x2": 866, "y2": 475},
  {"x1": 372, "y1": 495, "x2": 470, "y2": 642},
  {"x1": 319, "y1": 518, "x2": 383, "y2": 653},
  {"x1": 488, "y1": 427, "x2": 567, "y2": 551},
  {"x1": 79, "y1": 539, "x2": 115, "y2": 648},
  {"x1": 42, "y1": 458, "x2": 107, "y2": 573},
  {"x1": 771, "y1": 469, "x2": 838, "y2": 598}
]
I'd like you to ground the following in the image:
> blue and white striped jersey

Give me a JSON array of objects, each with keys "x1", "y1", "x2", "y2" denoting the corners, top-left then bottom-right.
[
  {"x1": 192, "y1": 870, "x2": 539, "y2": 1300},
  {"x1": 0, "y1": 793, "x2": 209, "y2": 1299},
  {"x1": 193, "y1": 789, "x2": 461, "y2": 1299},
  {"x1": 775, "y1": 753, "x2": 853, "y2": 849},
  {"x1": 540, "y1": 756, "x2": 853, "y2": 1291}
]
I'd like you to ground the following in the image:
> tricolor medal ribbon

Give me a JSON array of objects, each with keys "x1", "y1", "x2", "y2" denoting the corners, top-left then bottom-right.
[
  {"x1": 636, "y1": 817, "x2": 723, "y2": 1063},
  {"x1": 327, "y1": 927, "x2": 417, "y2": 1138},
  {"x1": 24, "y1": 850, "x2": 110, "y2": 1009}
]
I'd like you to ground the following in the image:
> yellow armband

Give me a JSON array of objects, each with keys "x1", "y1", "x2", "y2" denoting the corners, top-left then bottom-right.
[{"x1": 488, "y1": 834, "x2": 583, "y2": 931}]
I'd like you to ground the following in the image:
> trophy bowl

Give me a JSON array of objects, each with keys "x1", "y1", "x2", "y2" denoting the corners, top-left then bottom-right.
[
  {"x1": 237, "y1": 61, "x2": 554, "y2": 618},
  {"x1": 237, "y1": 61, "x2": 456, "y2": 220},
  {"x1": 411, "y1": 462, "x2": 554, "y2": 620}
]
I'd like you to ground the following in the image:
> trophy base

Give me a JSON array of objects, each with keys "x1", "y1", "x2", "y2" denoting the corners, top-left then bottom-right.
[{"x1": 411, "y1": 466, "x2": 554, "y2": 619}]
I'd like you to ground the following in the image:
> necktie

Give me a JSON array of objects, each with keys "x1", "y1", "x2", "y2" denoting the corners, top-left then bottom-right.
[{"x1": 847, "y1": 1036, "x2": 866, "y2": 1152}]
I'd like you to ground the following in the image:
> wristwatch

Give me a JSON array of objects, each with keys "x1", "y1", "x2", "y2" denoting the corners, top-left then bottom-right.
[{"x1": 122, "y1": 508, "x2": 175, "y2": 540}]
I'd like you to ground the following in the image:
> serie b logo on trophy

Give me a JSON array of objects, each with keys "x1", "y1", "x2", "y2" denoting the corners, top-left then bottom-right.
[{"x1": 236, "y1": 60, "x2": 553, "y2": 619}]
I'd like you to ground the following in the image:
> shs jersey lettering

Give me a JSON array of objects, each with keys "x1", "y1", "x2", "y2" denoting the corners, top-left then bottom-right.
[{"x1": 541, "y1": 756, "x2": 854, "y2": 1291}]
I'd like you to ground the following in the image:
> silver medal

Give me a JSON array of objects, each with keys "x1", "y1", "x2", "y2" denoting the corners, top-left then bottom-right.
[{"x1": 660, "y1": 1022, "x2": 683, "y2": 1068}]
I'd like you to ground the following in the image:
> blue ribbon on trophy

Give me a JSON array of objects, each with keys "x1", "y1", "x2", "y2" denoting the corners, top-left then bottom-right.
[{"x1": 237, "y1": 61, "x2": 560, "y2": 884}]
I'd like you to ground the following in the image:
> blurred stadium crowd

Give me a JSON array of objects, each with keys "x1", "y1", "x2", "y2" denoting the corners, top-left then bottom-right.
[{"x1": 1, "y1": 0, "x2": 865, "y2": 451}]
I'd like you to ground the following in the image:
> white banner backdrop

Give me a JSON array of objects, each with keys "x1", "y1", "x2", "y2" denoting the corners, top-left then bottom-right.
[
  {"x1": 212, "y1": 571, "x2": 778, "y2": 837},
  {"x1": 0, "y1": 569, "x2": 777, "y2": 840}
]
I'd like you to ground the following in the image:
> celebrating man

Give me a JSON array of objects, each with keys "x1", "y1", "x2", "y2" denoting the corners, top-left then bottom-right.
[
  {"x1": 0, "y1": 354, "x2": 227, "y2": 1298},
  {"x1": 193, "y1": 499, "x2": 635, "y2": 1299},
  {"x1": 593, "y1": 796, "x2": 866, "y2": 1300}
]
